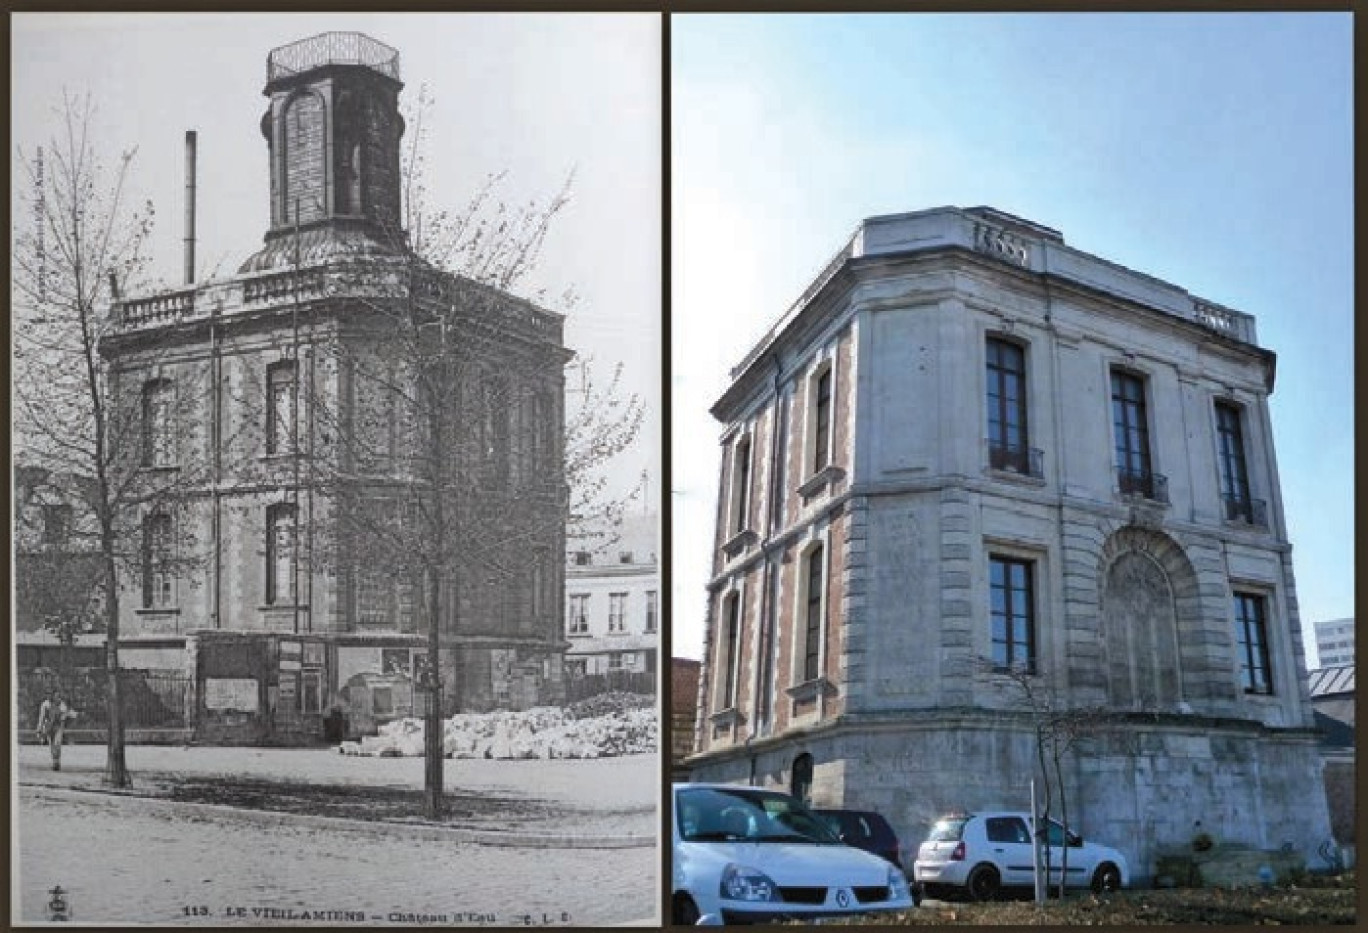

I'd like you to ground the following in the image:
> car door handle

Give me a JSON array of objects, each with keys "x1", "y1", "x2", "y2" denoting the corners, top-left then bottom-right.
[{"x1": 993, "y1": 848, "x2": 1004, "y2": 853}]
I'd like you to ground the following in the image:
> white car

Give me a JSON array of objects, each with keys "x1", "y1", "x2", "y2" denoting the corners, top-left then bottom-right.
[
  {"x1": 913, "y1": 810, "x2": 1128, "y2": 901},
  {"x1": 672, "y1": 783, "x2": 915, "y2": 925}
]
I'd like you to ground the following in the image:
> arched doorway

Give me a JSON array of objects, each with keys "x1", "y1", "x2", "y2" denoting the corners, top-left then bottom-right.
[{"x1": 791, "y1": 752, "x2": 813, "y2": 803}]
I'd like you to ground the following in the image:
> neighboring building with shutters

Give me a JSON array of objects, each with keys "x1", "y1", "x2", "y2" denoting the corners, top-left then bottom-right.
[
  {"x1": 686, "y1": 205, "x2": 1330, "y2": 882},
  {"x1": 99, "y1": 33, "x2": 569, "y2": 743}
]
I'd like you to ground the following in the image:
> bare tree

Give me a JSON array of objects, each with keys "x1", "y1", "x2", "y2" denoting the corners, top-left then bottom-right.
[
  {"x1": 13, "y1": 94, "x2": 230, "y2": 786},
  {"x1": 14, "y1": 93, "x2": 156, "y2": 786},
  {"x1": 976, "y1": 658, "x2": 1112, "y2": 900}
]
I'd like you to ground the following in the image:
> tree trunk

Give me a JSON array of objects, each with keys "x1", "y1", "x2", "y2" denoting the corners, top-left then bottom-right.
[
  {"x1": 423, "y1": 561, "x2": 444, "y2": 819},
  {"x1": 102, "y1": 549, "x2": 128, "y2": 787}
]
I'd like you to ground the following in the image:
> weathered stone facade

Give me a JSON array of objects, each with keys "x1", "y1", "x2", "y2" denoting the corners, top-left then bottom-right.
[
  {"x1": 99, "y1": 34, "x2": 570, "y2": 742},
  {"x1": 687, "y1": 206, "x2": 1331, "y2": 882}
]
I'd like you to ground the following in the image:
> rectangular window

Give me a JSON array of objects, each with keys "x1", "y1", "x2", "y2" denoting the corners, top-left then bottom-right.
[
  {"x1": 1111, "y1": 370, "x2": 1155, "y2": 497},
  {"x1": 986, "y1": 338, "x2": 1032, "y2": 473},
  {"x1": 608, "y1": 592, "x2": 627, "y2": 633},
  {"x1": 722, "y1": 593, "x2": 741, "y2": 709},
  {"x1": 266, "y1": 503, "x2": 297, "y2": 606},
  {"x1": 804, "y1": 546, "x2": 825, "y2": 682},
  {"x1": 730, "y1": 436, "x2": 752, "y2": 535},
  {"x1": 990, "y1": 556, "x2": 1035, "y2": 670},
  {"x1": 644, "y1": 590, "x2": 658, "y2": 633},
  {"x1": 266, "y1": 360, "x2": 297, "y2": 455},
  {"x1": 1216, "y1": 402, "x2": 1255, "y2": 522},
  {"x1": 356, "y1": 567, "x2": 389, "y2": 627},
  {"x1": 41, "y1": 504, "x2": 72, "y2": 547},
  {"x1": 567, "y1": 593, "x2": 589, "y2": 635},
  {"x1": 142, "y1": 511, "x2": 174, "y2": 609},
  {"x1": 812, "y1": 368, "x2": 832, "y2": 473},
  {"x1": 1233, "y1": 592, "x2": 1273, "y2": 694},
  {"x1": 142, "y1": 378, "x2": 175, "y2": 467}
]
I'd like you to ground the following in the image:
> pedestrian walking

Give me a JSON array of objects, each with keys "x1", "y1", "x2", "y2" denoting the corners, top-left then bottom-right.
[{"x1": 36, "y1": 689, "x2": 78, "y2": 771}]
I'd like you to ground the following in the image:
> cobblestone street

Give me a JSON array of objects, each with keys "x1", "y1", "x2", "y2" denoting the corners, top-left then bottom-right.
[{"x1": 16, "y1": 747, "x2": 659, "y2": 926}]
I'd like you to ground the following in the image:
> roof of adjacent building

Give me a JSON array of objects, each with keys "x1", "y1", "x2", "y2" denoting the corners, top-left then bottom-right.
[{"x1": 1308, "y1": 664, "x2": 1355, "y2": 697}]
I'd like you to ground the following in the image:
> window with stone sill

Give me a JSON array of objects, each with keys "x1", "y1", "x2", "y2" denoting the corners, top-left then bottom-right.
[
  {"x1": 990, "y1": 555, "x2": 1035, "y2": 672},
  {"x1": 719, "y1": 592, "x2": 742, "y2": 710},
  {"x1": 266, "y1": 360, "x2": 297, "y2": 456},
  {"x1": 608, "y1": 592, "x2": 627, "y2": 633},
  {"x1": 265, "y1": 502, "x2": 298, "y2": 606},
  {"x1": 795, "y1": 543, "x2": 827, "y2": 684},
  {"x1": 1233, "y1": 591, "x2": 1273, "y2": 695},
  {"x1": 141, "y1": 377, "x2": 176, "y2": 468},
  {"x1": 727, "y1": 434, "x2": 753, "y2": 538},
  {"x1": 567, "y1": 593, "x2": 590, "y2": 635},
  {"x1": 142, "y1": 510, "x2": 175, "y2": 610},
  {"x1": 986, "y1": 336, "x2": 1040, "y2": 478}
]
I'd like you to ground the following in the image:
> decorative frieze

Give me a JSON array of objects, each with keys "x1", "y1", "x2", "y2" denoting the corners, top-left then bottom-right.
[{"x1": 972, "y1": 221, "x2": 1031, "y2": 268}]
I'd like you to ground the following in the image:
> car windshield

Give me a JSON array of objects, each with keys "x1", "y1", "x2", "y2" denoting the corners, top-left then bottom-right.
[
  {"x1": 676, "y1": 787, "x2": 841, "y2": 844},
  {"x1": 927, "y1": 817, "x2": 968, "y2": 842}
]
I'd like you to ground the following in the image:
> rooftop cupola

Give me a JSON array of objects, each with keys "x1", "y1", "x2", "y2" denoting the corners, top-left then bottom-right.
[{"x1": 240, "y1": 32, "x2": 407, "y2": 273}]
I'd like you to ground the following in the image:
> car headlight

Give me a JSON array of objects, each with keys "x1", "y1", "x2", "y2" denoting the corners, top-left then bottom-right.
[
  {"x1": 719, "y1": 863, "x2": 779, "y2": 902},
  {"x1": 888, "y1": 865, "x2": 911, "y2": 902}
]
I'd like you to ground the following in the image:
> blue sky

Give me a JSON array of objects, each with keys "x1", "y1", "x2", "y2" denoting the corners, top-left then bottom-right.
[{"x1": 671, "y1": 13, "x2": 1353, "y2": 664}]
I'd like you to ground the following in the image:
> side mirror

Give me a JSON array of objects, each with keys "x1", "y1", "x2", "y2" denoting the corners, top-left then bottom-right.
[{"x1": 1068, "y1": 832, "x2": 1083, "y2": 848}]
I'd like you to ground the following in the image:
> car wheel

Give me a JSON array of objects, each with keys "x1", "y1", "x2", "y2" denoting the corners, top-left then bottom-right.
[
  {"x1": 966, "y1": 864, "x2": 1001, "y2": 902},
  {"x1": 1092, "y1": 862, "x2": 1121, "y2": 894},
  {"x1": 672, "y1": 893, "x2": 701, "y2": 925}
]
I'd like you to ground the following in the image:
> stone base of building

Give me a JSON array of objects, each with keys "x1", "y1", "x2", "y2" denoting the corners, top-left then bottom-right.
[{"x1": 685, "y1": 711, "x2": 1333, "y2": 885}]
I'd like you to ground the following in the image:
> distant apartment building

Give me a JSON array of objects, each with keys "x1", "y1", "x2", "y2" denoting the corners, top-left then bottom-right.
[
  {"x1": 565, "y1": 513, "x2": 659, "y2": 679},
  {"x1": 1314, "y1": 617, "x2": 1355, "y2": 668},
  {"x1": 688, "y1": 205, "x2": 1331, "y2": 882}
]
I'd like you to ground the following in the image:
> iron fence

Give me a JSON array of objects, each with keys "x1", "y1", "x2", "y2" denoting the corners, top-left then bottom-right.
[
  {"x1": 564, "y1": 670, "x2": 656, "y2": 704},
  {"x1": 18, "y1": 668, "x2": 191, "y2": 732}
]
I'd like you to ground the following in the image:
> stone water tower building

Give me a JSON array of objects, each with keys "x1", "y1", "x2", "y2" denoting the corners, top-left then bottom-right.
[
  {"x1": 686, "y1": 205, "x2": 1331, "y2": 881},
  {"x1": 101, "y1": 33, "x2": 570, "y2": 743}
]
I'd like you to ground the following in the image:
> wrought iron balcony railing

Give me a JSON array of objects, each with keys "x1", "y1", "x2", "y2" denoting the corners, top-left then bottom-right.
[
  {"x1": 1117, "y1": 466, "x2": 1169, "y2": 504},
  {"x1": 987, "y1": 440, "x2": 1044, "y2": 479},
  {"x1": 1222, "y1": 494, "x2": 1268, "y2": 528}
]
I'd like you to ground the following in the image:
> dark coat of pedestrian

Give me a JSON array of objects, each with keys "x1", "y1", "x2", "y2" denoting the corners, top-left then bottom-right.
[{"x1": 36, "y1": 690, "x2": 78, "y2": 771}]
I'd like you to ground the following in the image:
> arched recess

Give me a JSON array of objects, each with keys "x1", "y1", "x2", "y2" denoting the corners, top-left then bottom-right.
[
  {"x1": 790, "y1": 752, "x2": 814, "y2": 804},
  {"x1": 281, "y1": 90, "x2": 327, "y2": 224},
  {"x1": 1097, "y1": 525, "x2": 1203, "y2": 710}
]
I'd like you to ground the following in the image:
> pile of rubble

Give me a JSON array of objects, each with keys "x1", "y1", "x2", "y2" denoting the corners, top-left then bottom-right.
[{"x1": 338, "y1": 694, "x2": 656, "y2": 760}]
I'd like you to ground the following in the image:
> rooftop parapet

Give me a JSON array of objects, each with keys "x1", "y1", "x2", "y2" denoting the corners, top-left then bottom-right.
[
  {"x1": 731, "y1": 206, "x2": 1260, "y2": 378},
  {"x1": 108, "y1": 263, "x2": 562, "y2": 346},
  {"x1": 266, "y1": 32, "x2": 400, "y2": 84}
]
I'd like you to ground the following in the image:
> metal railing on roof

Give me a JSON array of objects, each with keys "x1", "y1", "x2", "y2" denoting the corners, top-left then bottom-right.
[{"x1": 267, "y1": 32, "x2": 400, "y2": 83}]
